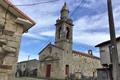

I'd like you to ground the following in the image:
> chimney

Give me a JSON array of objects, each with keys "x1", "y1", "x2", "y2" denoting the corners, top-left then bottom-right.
[{"x1": 88, "y1": 50, "x2": 93, "y2": 55}]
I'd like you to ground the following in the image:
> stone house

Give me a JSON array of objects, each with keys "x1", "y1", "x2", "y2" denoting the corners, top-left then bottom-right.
[
  {"x1": 16, "y1": 59, "x2": 39, "y2": 77},
  {"x1": 95, "y1": 37, "x2": 120, "y2": 80},
  {"x1": 38, "y1": 3, "x2": 101, "y2": 80},
  {"x1": 0, "y1": 0, "x2": 35, "y2": 80}
]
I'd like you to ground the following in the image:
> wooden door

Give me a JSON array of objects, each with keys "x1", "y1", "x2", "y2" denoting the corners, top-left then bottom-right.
[{"x1": 46, "y1": 64, "x2": 51, "y2": 77}]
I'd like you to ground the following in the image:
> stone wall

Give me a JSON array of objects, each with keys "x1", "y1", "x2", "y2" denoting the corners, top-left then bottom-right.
[
  {"x1": 0, "y1": 65, "x2": 12, "y2": 80},
  {"x1": 0, "y1": 4, "x2": 23, "y2": 80},
  {"x1": 16, "y1": 59, "x2": 39, "y2": 77},
  {"x1": 38, "y1": 44, "x2": 65, "y2": 79},
  {"x1": 38, "y1": 44, "x2": 101, "y2": 80},
  {"x1": 72, "y1": 53, "x2": 101, "y2": 79}
]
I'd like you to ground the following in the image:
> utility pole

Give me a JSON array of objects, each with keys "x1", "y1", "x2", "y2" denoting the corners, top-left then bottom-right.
[
  {"x1": 107, "y1": 0, "x2": 120, "y2": 80},
  {"x1": 28, "y1": 55, "x2": 30, "y2": 61}
]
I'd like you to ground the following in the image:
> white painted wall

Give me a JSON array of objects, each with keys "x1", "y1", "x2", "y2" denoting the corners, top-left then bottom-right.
[{"x1": 99, "y1": 41, "x2": 120, "y2": 65}]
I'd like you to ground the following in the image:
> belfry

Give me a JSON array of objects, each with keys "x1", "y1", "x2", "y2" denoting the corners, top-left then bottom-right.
[{"x1": 55, "y1": 2, "x2": 73, "y2": 52}]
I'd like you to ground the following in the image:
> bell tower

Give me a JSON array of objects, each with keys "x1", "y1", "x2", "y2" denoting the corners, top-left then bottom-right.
[{"x1": 55, "y1": 2, "x2": 73, "y2": 51}]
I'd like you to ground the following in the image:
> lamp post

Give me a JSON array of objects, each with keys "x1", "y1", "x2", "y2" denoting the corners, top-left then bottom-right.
[{"x1": 107, "y1": 0, "x2": 120, "y2": 80}]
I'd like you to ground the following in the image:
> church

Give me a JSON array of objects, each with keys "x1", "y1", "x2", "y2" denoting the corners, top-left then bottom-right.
[{"x1": 38, "y1": 3, "x2": 101, "y2": 79}]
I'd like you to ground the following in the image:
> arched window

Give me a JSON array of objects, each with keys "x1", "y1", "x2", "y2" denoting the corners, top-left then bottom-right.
[
  {"x1": 58, "y1": 27, "x2": 61, "y2": 39},
  {"x1": 66, "y1": 27, "x2": 70, "y2": 39}
]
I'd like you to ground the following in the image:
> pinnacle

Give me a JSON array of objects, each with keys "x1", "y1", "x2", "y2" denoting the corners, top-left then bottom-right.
[{"x1": 62, "y1": 2, "x2": 69, "y2": 11}]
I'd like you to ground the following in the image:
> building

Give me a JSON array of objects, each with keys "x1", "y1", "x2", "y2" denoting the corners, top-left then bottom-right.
[
  {"x1": 95, "y1": 37, "x2": 120, "y2": 80},
  {"x1": 95, "y1": 37, "x2": 120, "y2": 66},
  {"x1": 16, "y1": 59, "x2": 39, "y2": 77},
  {"x1": 72, "y1": 51, "x2": 101, "y2": 79},
  {"x1": 0, "y1": 0, "x2": 35, "y2": 80},
  {"x1": 38, "y1": 3, "x2": 101, "y2": 79}
]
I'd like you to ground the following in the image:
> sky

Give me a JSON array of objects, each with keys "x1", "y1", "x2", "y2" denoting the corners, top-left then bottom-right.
[{"x1": 10, "y1": 0, "x2": 120, "y2": 62}]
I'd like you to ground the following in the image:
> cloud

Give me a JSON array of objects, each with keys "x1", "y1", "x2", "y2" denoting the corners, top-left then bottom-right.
[
  {"x1": 18, "y1": 51, "x2": 38, "y2": 62},
  {"x1": 23, "y1": 32, "x2": 45, "y2": 40},
  {"x1": 73, "y1": 32, "x2": 110, "y2": 46},
  {"x1": 73, "y1": 4, "x2": 120, "y2": 46},
  {"x1": 10, "y1": 0, "x2": 120, "y2": 60},
  {"x1": 18, "y1": 0, "x2": 120, "y2": 47},
  {"x1": 40, "y1": 30, "x2": 55, "y2": 37},
  {"x1": 34, "y1": 15, "x2": 57, "y2": 27},
  {"x1": 74, "y1": 12, "x2": 108, "y2": 31}
]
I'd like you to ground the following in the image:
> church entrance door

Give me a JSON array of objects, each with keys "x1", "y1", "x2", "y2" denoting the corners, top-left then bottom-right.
[{"x1": 46, "y1": 64, "x2": 51, "y2": 78}]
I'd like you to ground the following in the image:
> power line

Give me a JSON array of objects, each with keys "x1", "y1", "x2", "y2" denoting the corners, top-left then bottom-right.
[
  {"x1": 10, "y1": 0, "x2": 60, "y2": 7},
  {"x1": 70, "y1": 0, "x2": 85, "y2": 17},
  {"x1": 0, "y1": 0, "x2": 60, "y2": 34}
]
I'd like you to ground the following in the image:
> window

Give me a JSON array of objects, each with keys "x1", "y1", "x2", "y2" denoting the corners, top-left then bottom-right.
[
  {"x1": 109, "y1": 45, "x2": 112, "y2": 62},
  {"x1": 23, "y1": 64, "x2": 26, "y2": 68},
  {"x1": 65, "y1": 65, "x2": 69, "y2": 75},
  {"x1": 66, "y1": 27, "x2": 70, "y2": 39},
  {"x1": 58, "y1": 27, "x2": 61, "y2": 39},
  {"x1": 48, "y1": 47, "x2": 52, "y2": 53}
]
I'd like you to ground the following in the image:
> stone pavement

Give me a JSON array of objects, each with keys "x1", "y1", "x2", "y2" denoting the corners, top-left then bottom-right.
[{"x1": 15, "y1": 77, "x2": 44, "y2": 80}]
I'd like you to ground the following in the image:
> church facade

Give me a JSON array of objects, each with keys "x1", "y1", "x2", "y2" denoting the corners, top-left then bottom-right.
[{"x1": 38, "y1": 3, "x2": 101, "y2": 79}]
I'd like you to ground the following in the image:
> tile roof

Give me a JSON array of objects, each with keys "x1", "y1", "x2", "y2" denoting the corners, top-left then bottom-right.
[
  {"x1": 38, "y1": 43, "x2": 100, "y2": 60},
  {"x1": 18, "y1": 59, "x2": 39, "y2": 63},
  {"x1": 95, "y1": 37, "x2": 120, "y2": 47},
  {"x1": 38, "y1": 43, "x2": 64, "y2": 55},
  {"x1": 0, "y1": 0, "x2": 36, "y2": 31},
  {"x1": 73, "y1": 50, "x2": 100, "y2": 60}
]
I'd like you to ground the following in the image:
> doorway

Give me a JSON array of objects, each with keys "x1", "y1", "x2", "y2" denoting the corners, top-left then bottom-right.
[{"x1": 46, "y1": 64, "x2": 51, "y2": 77}]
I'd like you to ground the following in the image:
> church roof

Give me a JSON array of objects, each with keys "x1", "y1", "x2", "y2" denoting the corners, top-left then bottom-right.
[
  {"x1": 38, "y1": 43, "x2": 64, "y2": 55},
  {"x1": 73, "y1": 50, "x2": 100, "y2": 60},
  {"x1": 38, "y1": 43, "x2": 100, "y2": 60}
]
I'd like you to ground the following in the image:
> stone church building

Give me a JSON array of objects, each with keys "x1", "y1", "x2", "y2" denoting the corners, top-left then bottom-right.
[{"x1": 38, "y1": 3, "x2": 101, "y2": 79}]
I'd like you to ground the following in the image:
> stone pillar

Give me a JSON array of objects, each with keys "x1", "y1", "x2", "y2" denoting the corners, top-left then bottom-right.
[
  {"x1": 0, "y1": 11, "x2": 23, "y2": 79},
  {"x1": 0, "y1": 30, "x2": 22, "y2": 80},
  {"x1": 0, "y1": 65, "x2": 12, "y2": 80}
]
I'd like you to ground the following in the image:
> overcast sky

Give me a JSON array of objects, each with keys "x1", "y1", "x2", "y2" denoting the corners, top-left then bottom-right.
[{"x1": 10, "y1": 0, "x2": 120, "y2": 62}]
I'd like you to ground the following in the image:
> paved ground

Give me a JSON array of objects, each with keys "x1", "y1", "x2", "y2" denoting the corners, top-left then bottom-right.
[{"x1": 15, "y1": 77, "x2": 44, "y2": 80}]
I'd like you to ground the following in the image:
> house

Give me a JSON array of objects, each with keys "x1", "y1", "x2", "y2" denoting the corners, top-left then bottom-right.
[
  {"x1": 95, "y1": 37, "x2": 120, "y2": 66},
  {"x1": 95, "y1": 37, "x2": 120, "y2": 80},
  {"x1": 16, "y1": 59, "x2": 39, "y2": 77},
  {"x1": 38, "y1": 3, "x2": 101, "y2": 79},
  {"x1": 0, "y1": 0, "x2": 35, "y2": 80}
]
